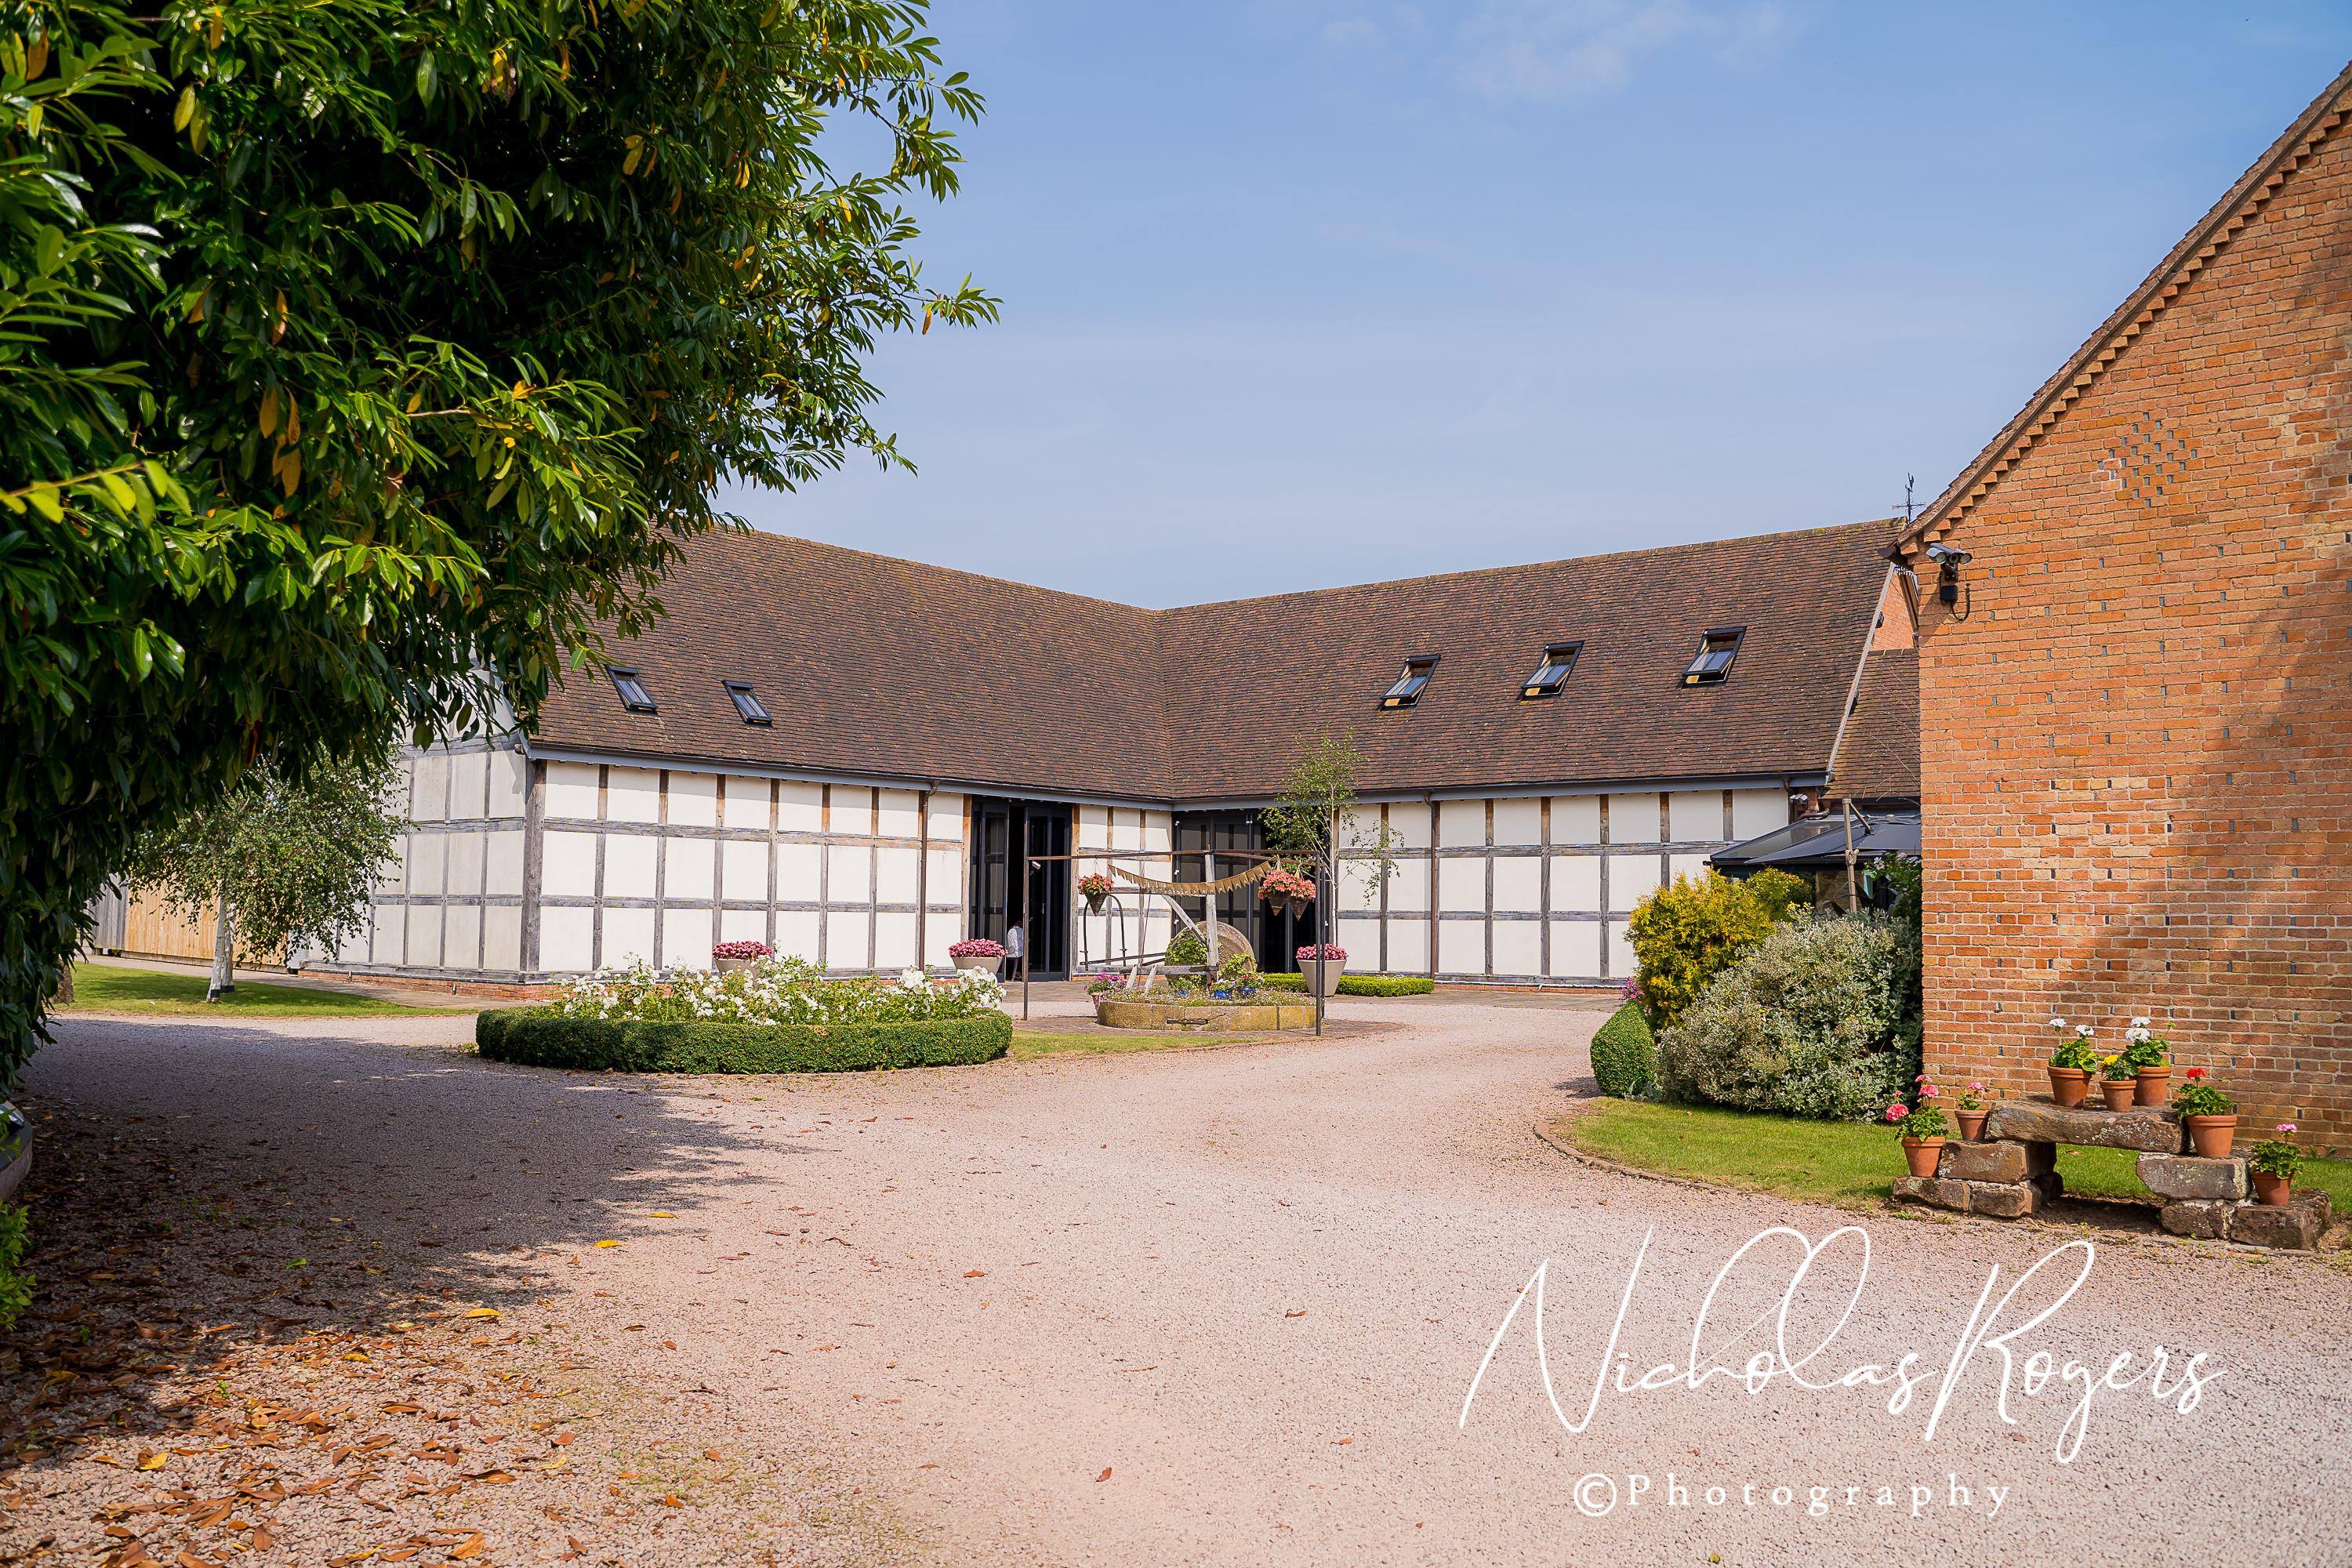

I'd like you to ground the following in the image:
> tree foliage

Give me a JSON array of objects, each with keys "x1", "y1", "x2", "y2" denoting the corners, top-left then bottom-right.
[
  {"x1": 122, "y1": 753, "x2": 406, "y2": 969},
  {"x1": 1, "y1": 0, "x2": 993, "y2": 1072},
  {"x1": 1261, "y1": 731, "x2": 1401, "y2": 886}
]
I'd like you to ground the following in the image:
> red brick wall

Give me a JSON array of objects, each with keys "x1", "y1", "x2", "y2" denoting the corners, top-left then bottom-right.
[{"x1": 1913, "y1": 108, "x2": 2352, "y2": 1149}]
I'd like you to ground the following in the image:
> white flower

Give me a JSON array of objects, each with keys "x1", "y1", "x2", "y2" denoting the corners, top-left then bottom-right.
[
  {"x1": 2075, "y1": 1025, "x2": 2093, "y2": 1038},
  {"x1": 899, "y1": 967, "x2": 928, "y2": 990},
  {"x1": 2049, "y1": 1018, "x2": 2067, "y2": 1030},
  {"x1": 2126, "y1": 1027, "x2": 2150, "y2": 1043},
  {"x1": 2132, "y1": 1017, "x2": 2151, "y2": 1027}
]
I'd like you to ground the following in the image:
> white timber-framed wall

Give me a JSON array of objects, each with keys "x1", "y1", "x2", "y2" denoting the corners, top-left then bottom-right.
[
  {"x1": 323, "y1": 740, "x2": 970, "y2": 982},
  {"x1": 1330, "y1": 785, "x2": 1795, "y2": 984},
  {"x1": 1071, "y1": 805, "x2": 1177, "y2": 973}
]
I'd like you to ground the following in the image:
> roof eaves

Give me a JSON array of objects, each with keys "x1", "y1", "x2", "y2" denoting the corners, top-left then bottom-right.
[{"x1": 1899, "y1": 61, "x2": 2352, "y2": 554}]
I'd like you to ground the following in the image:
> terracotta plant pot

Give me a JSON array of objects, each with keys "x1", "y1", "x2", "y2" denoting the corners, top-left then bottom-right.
[
  {"x1": 2186, "y1": 1114, "x2": 2237, "y2": 1158},
  {"x1": 2047, "y1": 1067, "x2": 2089, "y2": 1108},
  {"x1": 1956, "y1": 1109, "x2": 1990, "y2": 1142},
  {"x1": 1901, "y1": 1137, "x2": 1945, "y2": 1178},
  {"x1": 2100, "y1": 1078, "x2": 2137, "y2": 1111},
  {"x1": 2133, "y1": 1066, "x2": 2171, "y2": 1107},
  {"x1": 2253, "y1": 1172, "x2": 2291, "y2": 1207}
]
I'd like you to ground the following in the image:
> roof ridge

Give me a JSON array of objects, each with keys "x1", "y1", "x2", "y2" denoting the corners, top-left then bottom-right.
[
  {"x1": 724, "y1": 526, "x2": 1156, "y2": 618},
  {"x1": 1900, "y1": 60, "x2": 2352, "y2": 549},
  {"x1": 1150, "y1": 517, "x2": 1900, "y2": 615}
]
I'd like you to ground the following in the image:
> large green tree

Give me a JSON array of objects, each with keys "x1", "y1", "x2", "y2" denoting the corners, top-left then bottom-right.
[{"x1": 1, "y1": 0, "x2": 993, "y2": 1073}]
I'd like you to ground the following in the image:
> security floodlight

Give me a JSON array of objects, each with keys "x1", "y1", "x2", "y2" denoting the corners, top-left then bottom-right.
[{"x1": 1925, "y1": 542, "x2": 1973, "y2": 567}]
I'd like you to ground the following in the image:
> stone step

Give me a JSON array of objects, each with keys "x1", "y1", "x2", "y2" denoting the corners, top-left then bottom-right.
[
  {"x1": 1984, "y1": 1097, "x2": 2187, "y2": 1154},
  {"x1": 2136, "y1": 1153, "x2": 2248, "y2": 1201}
]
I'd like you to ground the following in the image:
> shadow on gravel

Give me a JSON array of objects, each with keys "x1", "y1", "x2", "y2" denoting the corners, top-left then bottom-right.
[{"x1": 0, "y1": 1016, "x2": 852, "y2": 1476}]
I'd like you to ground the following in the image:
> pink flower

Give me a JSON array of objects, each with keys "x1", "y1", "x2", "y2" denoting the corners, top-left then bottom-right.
[
  {"x1": 2278, "y1": 1123, "x2": 2298, "y2": 1134},
  {"x1": 1967, "y1": 1082, "x2": 1984, "y2": 1093},
  {"x1": 1886, "y1": 1104, "x2": 1907, "y2": 1121},
  {"x1": 1921, "y1": 1084, "x2": 1940, "y2": 1097}
]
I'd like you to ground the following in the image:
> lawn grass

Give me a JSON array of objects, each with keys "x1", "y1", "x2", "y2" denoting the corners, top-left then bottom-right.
[
  {"x1": 62, "y1": 963, "x2": 477, "y2": 1017},
  {"x1": 1008, "y1": 1031, "x2": 1277, "y2": 1061},
  {"x1": 1558, "y1": 1098, "x2": 2352, "y2": 1213}
]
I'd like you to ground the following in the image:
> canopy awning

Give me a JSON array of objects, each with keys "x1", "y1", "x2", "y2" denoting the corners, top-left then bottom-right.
[{"x1": 1710, "y1": 815, "x2": 1920, "y2": 874}]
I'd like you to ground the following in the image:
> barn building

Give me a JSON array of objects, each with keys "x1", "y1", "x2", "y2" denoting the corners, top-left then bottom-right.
[{"x1": 263, "y1": 518, "x2": 1918, "y2": 989}]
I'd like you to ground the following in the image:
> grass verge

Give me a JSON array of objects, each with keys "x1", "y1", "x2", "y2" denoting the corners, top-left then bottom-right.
[
  {"x1": 62, "y1": 963, "x2": 475, "y2": 1017},
  {"x1": 1009, "y1": 1032, "x2": 1275, "y2": 1061},
  {"x1": 1556, "y1": 1098, "x2": 2352, "y2": 1213}
]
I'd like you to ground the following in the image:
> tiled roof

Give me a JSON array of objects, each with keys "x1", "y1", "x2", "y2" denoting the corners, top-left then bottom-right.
[
  {"x1": 533, "y1": 520, "x2": 1900, "y2": 804},
  {"x1": 1901, "y1": 60, "x2": 2352, "y2": 550},
  {"x1": 1824, "y1": 648, "x2": 1919, "y2": 806}
]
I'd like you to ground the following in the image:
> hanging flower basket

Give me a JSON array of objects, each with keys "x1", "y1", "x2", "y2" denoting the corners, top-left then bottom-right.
[
  {"x1": 1261, "y1": 868, "x2": 1316, "y2": 909},
  {"x1": 1077, "y1": 872, "x2": 1114, "y2": 915}
]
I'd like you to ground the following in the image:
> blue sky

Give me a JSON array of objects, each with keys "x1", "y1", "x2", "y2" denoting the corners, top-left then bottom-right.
[{"x1": 720, "y1": 2, "x2": 2352, "y2": 607}]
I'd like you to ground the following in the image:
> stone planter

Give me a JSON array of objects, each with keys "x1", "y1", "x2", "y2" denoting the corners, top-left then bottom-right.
[
  {"x1": 715, "y1": 956, "x2": 757, "y2": 975},
  {"x1": 1956, "y1": 1109, "x2": 1990, "y2": 1142},
  {"x1": 953, "y1": 954, "x2": 1004, "y2": 977},
  {"x1": 2133, "y1": 1065, "x2": 2171, "y2": 1107},
  {"x1": 2186, "y1": 1114, "x2": 2237, "y2": 1158},
  {"x1": 2047, "y1": 1067, "x2": 2089, "y2": 1108},
  {"x1": 1306, "y1": 964, "x2": 1345, "y2": 997},
  {"x1": 1901, "y1": 1136, "x2": 1945, "y2": 1178},
  {"x1": 2253, "y1": 1172, "x2": 2292, "y2": 1207},
  {"x1": 2100, "y1": 1078, "x2": 2136, "y2": 1111}
]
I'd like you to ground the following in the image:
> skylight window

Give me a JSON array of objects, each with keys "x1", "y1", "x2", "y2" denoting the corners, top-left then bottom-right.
[
  {"x1": 1680, "y1": 628, "x2": 1745, "y2": 688},
  {"x1": 607, "y1": 666, "x2": 657, "y2": 713},
  {"x1": 1519, "y1": 642, "x2": 1581, "y2": 701},
  {"x1": 1380, "y1": 655, "x2": 1438, "y2": 710},
  {"x1": 724, "y1": 681, "x2": 772, "y2": 726}
]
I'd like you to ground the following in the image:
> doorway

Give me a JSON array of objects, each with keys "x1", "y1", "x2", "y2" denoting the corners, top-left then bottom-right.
[{"x1": 968, "y1": 798, "x2": 1072, "y2": 980}]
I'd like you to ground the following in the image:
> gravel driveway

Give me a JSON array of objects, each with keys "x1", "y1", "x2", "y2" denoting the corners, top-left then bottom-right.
[{"x1": 18, "y1": 1003, "x2": 2352, "y2": 1566}]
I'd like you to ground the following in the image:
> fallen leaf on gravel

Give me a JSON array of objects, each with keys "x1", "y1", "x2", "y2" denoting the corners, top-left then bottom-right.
[
  {"x1": 448, "y1": 1535, "x2": 486, "y2": 1561},
  {"x1": 662, "y1": 1493, "x2": 684, "y2": 1507},
  {"x1": 592, "y1": 1240, "x2": 623, "y2": 1248},
  {"x1": 136, "y1": 1450, "x2": 168, "y2": 1470},
  {"x1": 463, "y1": 1308, "x2": 500, "y2": 1319},
  {"x1": 919, "y1": 1463, "x2": 939, "y2": 1469},
  {"x1": 662, "y1": 1340, "x2": 677, "y2": 1349},
  {"x1": 648, "y1": 1212, "x2": 677, "y2": 1218},
  {"x1": 1334, "y1": 1438, "x2": 1353, "y2": 1445},
  {"x1": 702, "y1": 1449, "x2": 721, "y2": 1460},
  {"x1": 964, "y1": 1270, "x2": 985, "y2": 1278},
  {"x1": 1286, "y1": 1310, "x2": 1306, "y2": 1319},
  {"x1": 623, "y1": 1324, "x2": 645, "y2": 1331},
  {"x1": 1097, "y1": 1468, "x2": 1112, "y2": 1482}
]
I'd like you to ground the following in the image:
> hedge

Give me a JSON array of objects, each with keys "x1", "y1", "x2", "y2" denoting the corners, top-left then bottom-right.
[
  {"x1": 1589, "y1": 1001, "x2": 1656, "y2": 1098},
  {"x1": 474, "y1": 1007, "x2": 1013, "y2": 1074},
  {"x1": 1255, "y1": 974, "x2": 1436, "y2": 996}
]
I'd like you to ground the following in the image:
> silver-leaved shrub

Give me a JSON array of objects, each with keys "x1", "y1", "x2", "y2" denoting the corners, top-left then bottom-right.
[{"x1": 1653, "y1": 911, "x2": 1922, "y2": 1122}]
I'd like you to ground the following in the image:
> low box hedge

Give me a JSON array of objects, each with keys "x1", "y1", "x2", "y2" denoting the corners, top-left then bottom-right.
[
  {"x1": 1255, "y1": 974, "x2": 1436, "y2": 997},
  {"x1": 1590, "y1": 1000, "x2": 1657, "y2": 1098},
  {"x1": 474, "y1": 1007, "x2": 1013, "y2": 1074}
]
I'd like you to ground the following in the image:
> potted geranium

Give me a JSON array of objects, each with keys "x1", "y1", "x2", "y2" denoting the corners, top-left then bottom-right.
[
  {"x1": 712, "y1": 940, "x2": 772, "y2": 975},
  {"x1": 1078, "y1": 872, "x2": 1114, "y2": 914},
  {"x1": 1955, "y1": 1080, "x2": 1991, "y2": 1142},
  {"x1": 1886, "y1": 1096, "x2": 1947, "y2": 1178},
  {"x1": 1261, "y1": 866, "x2": 1316, "y2": 920},
  {"x1": 1298, "y1": 944, "x2": 1347, "y2": 996},
  {"x1": 949, "y1": 937, "x2": 1007, "y2": 976},
  {"x1": 2170, "y1": 1068, "x2": 2237, "y2": 1157},
  {"x1": 2047, "y1": 1018, "x2": 2096, "y2": 1107},
  {"x1": 2096, "y1": 1053, "x2": 2137, "y2": 1112},
  {"x1": 2249, "y1": 1123, "x2": 2300, "y2": 1206},
  {"x1": 2123, "y1": 1016, "x2": 2171, "y2": 1106}
]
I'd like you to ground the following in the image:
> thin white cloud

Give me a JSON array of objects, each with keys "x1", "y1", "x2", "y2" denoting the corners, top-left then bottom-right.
[{"x1": 1442, "y1": 0, "x2": 1787, "y2": 102}]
